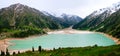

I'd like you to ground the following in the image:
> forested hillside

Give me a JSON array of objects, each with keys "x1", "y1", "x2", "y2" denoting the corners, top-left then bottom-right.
[
  {"x1": 0, "y1": 3, "x2": 62, "y2": 38},
  {"x1": 73, "y1": 3, "x2": 120, "y2": 38}
]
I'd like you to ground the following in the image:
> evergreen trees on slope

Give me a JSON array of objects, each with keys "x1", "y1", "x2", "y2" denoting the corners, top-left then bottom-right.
[
  {"x1": 73, "y1": 8, "x2": 120, "y2": 38},
  {"x1": 93, "y1": 9, "x2": 120, "y2": 38},
  {"x1": 0, "y1": 3, "x2": 62, "y2": 38},
  {"x1": 73, "y1": 2, "x2": 120, "y2": 30}
]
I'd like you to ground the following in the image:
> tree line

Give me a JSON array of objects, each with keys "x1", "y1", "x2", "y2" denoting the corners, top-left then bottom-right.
[{"x1": 0, "y1": 46, "x2": 42, "y2": 56}]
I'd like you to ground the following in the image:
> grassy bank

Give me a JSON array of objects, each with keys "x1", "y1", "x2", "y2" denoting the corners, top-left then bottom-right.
[
  {"x1": 0, "y1": 26, "x2": 46, "y2": 39},
  {"x1": 5, "y1": 45, "x2": 120, "y2": 56}
]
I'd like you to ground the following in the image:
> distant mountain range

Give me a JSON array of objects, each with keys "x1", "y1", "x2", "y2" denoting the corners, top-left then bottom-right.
[
  {"x1": 2, "y1": 2, "x2": 120, "y2": 39},
  {"x1": 42, "y1": 11, "x2": 82, "y2": 27},
  {"x1": 0, "y1": 3, "x2": 82, "y2": 38},
  {"x1": 0, "y1": 3, "x2": 83, "y2": 29},
  {"x1": 0, "y1": 3, "x2": 64, "y2": 38},
  {"x1": 0, "y1": 3, "x2": 62, "y2": 29},
  {"x1": 73, "y1": 2, "x2": 120, "y2": 38}
]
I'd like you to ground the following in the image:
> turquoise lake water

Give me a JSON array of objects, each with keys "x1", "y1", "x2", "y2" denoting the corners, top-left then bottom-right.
[{"x1": 8, "y1": 33, "x2": 116, "y2": 50}]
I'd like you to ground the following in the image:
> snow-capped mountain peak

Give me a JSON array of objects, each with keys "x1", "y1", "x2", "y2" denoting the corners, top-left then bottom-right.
[
  {"x1": 42, "y1": 11, "x2": 51, "y2": 16},
  {"x1": 92, "y1": 2, "x2": 120, "y2": 17},
  {"x1": 41, "y1": 11, "x2": 82, "y2": 26}
]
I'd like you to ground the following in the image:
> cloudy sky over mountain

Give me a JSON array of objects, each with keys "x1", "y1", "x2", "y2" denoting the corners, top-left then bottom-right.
[{"x1": 0, "y1": 0, "x2": 120, "y2": 18}]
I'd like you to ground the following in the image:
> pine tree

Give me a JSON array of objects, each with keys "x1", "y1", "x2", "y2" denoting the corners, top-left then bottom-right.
[
  {"x1": 32, "y1": 46, "x2": 34, "y2": 52},
  {"x1": 59, "y1": 47, "x2": 61, "y2": 49},
  {"x1": 53, "y1": 48, "x2": 55, "y2": 51},
  {"x1": 13, "y1": 52, "x2": 16, "y2": 55},
  {"x1": 94, "y1": 44, "x2": 98, "y2": 47},
  {"x1": 18, "y1": 51, "x2": 20, "y2": 54},
  {"x1": 1, "y1": 51, "x2": 5, "y2": 56},
  {"x1": 6, "y1": 48, "x2": 10, "y2": 56},
  {"x1": 38, "y1": 46, "x2": 42, "y2": 52}
]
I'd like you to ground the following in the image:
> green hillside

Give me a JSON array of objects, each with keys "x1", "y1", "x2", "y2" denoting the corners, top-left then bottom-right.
[
  {"x1": 0, "y1": 3, "x2": 62, "y2": 38},
  {"x1": 2, "y1": 45, "x2": 119, "y2": 56},
  {"x1": 92, "y1": 10, "x2": 120, "y2": 38},
  {"x1": 73, "y1": 9, "x2": 120, "y2": 38}
]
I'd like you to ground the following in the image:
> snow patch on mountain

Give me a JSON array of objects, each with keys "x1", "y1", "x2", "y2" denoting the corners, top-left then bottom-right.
[
  {"x1": 42, "y1": 11, "x2": 51, "y2": 16},
  {"x1": 91, "y1": 2, "x2": 120, "y2": 17}
]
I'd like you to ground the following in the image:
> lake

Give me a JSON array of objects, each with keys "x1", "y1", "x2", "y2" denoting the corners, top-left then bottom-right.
[{"x1": 8, "y1": 32, "x2": 116, "y2": 51}]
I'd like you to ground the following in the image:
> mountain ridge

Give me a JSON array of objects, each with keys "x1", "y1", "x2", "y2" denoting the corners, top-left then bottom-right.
[
  {"x1": 73, "y1": 2, "x2": 120, "y2": 38},
  {"x1": 0, "y1": 3, "x2": 63, "y2": 38},
  {"x1": 42, "y1": 11, "x2": 82, "y2": 27},
  {"x1": 0, "y1": 3, "x2": 83, "y2": 38},
  {"x1": 73, "y1": 2, "x2": 120, "y2": 29}
]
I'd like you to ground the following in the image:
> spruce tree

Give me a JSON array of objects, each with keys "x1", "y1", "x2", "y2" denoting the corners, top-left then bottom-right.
[
  {"x1": 6, "y1": 48, "x2": 10, "y2": 56},
  {"x1": 38, "y1": 46, "x2": 42, "y2": 52},
  {"x1": 1, "y1": 51, "x2": 5, "y2": 56},
  {"x1": 94, "y1": 44, "x2": 98, "y2": 47},
  {"x1": 32, "y1": 46, "x2": 34, "y2": 52},
  {"x1": 53, "y1": 48, "x2": 55, "y2": 51},
  {"x1": 13, "y1": 52, "x2": 16, "y2": 55},
  {"x1": 18, "y1": 51, "x2": 20, "y2": 54}
]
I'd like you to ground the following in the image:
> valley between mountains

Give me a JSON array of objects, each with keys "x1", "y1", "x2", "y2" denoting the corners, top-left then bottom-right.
[
  {"x1": 0, "y1": 27, "x2": 119, "y2": 54},
  {"x1": 1, "y1": 2, "x2": 120, "y2": 56}
]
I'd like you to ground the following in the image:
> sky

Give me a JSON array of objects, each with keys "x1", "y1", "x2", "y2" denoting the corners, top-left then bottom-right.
[{"x1": 0, "y1": 0, "x2": 120, "y2": 18}]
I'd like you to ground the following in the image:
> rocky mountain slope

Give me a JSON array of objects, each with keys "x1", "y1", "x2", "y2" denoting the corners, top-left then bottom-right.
[
  {"x1": 42, "y1": 11, "x2": 82, "y2": 27},
  {"x1": 0, "y1": 3, "x2": 62, "y2": 38},
  {"x1": 0, "y1": 3, "x2": 83, "y2": 38},
  {"x1": 73, "y1": 2, "x2": 120, "y2": 30},
  {"x1": 0, "y1": 3, "x2": 62, "y2": 30},
  {"x1": 73, "y1": 2, "x2": 120, "y2": 38}
]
